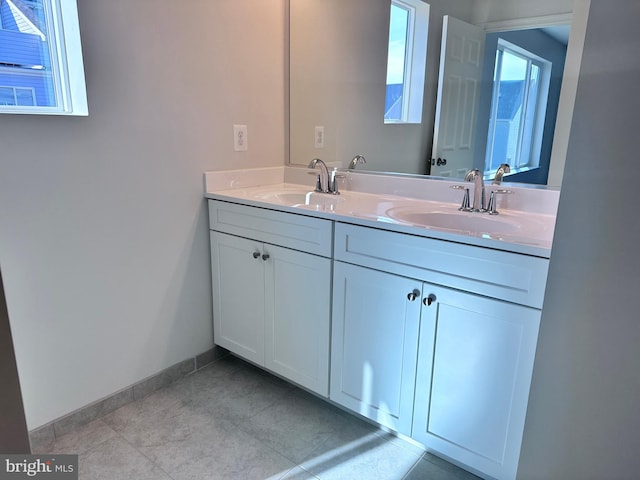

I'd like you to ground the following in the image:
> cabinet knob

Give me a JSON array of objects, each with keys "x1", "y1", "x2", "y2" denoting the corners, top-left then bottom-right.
[
  {"x1": 423, "y1": 294, "x2": 437, "y2": 306},
  {"x1": 262, "y1": 253, "x2": 270, "y2": 261},
  {"x1": 253, "y1": 251, "x2": 261, "y2": 259},
  {"x1": 407, "y1": 289, "x2": 420, "y2": 301}
]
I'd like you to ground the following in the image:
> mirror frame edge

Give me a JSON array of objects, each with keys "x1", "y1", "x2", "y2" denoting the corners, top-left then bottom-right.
[{"x1": 547, "y1": 0, "x2": 591, "y2": 188}]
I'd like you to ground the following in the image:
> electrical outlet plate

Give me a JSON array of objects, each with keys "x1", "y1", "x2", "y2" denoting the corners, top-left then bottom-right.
[
  {"x1": 315, "y1": 126, "x2": 324, "y2": 148},
  {"x1": 233, "y1": 124, "x2": 248, "y2": 151}
]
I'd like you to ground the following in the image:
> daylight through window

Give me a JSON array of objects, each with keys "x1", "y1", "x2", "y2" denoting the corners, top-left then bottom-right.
[
  {"x1": 485, "y1": 40, "x2": 551, "y2": 175},
  {"x1": 384, "y1": 0, "x2": 429, "y2": 124},
  {"x1": 0, "y1": 0, "x2": 87, "y2": 115}
]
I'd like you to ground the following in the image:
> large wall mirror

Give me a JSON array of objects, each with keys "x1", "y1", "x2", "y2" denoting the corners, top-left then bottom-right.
[{"x1": 289, "y1": 0, "x2": 589, "y2": 188}]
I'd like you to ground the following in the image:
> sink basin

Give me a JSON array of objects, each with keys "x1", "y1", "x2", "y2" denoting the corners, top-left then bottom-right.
[
  {"x1": 386, "y1": 208, "x2": 521, "y2": 235},
  {"x1": 256, "y1": 190, "x2": 344, "y2": 209},
  {"x1": 210, "y1": 183, "x2": 555, "y2": 251}
]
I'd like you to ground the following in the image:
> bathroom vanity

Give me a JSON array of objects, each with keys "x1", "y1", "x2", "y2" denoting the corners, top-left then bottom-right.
[
  {"x1": 208, "y1": 201, "x2": 332, "y2": 396},
  {"x1": 205, "y1": 168, "x2": 557, "y2": 480}
]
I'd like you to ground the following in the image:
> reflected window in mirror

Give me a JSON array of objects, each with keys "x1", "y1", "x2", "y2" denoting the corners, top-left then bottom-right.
[
  {"x1": 485, "y1": 40, "x2": 553, "y2": 180},
  {"x1": 384, "y1": 0, "x2": 429, "y2": 124},
  {"x1": 485, "y1": 39, "x2": 552, "y2": 177}
]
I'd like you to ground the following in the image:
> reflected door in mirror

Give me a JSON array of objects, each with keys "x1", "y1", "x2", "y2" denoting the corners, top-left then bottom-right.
[{"x1": 432, "y1": 16, "x2": 485, "y2": 179}]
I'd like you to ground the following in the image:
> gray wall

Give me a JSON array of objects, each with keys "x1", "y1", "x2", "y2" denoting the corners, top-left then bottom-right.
[
  {"x1": 289, "y1": 0, "x2": 475, "y2": 175},
  {"x1": 518, "y1": 0, "x2": 640, "y2": 477},
  {"x1": 0, "y1": 0, "x2": 286, "y2": 429}
]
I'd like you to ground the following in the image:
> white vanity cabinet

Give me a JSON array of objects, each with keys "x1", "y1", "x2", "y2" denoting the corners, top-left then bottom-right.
[
  {"x1": 206, "y1": 190, "x2": 551, "y2": 480},
  {"x1": 414, "y1": 283, "x2": 541, "y2": 480},
  {"x1": 331, "y1": 261, "x2": 423, "y2": 436},
  {"x1": 208, "y1": 200, "x2": 333, "y2": 396},
  {"x1": 331, "y1": 222, "x2": 549, "y2": 480}
]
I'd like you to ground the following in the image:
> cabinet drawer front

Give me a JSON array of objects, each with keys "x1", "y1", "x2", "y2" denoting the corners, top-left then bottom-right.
[
  {"x1": 209, "y1": 200, "x2": 332, "y2": 257},
  {"x1": 334, "y1": 223, "x2": 549, "y2": 308}
]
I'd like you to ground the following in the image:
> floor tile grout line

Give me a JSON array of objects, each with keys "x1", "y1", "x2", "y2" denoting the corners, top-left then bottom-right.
[
  {"x1": 207, "y1": 366, "x2": 303, "y2": 438},
  {"x1": 283, "y1": 464, "x2": 320, "y2": 480},
  {"x1": 103, "y1": 356, "x2": 296, "y2": 479},
  {"x1": 218, "y1": 368, "x2": 412, "y2": 478},
  {"x1": 211, "y1": 378, "x2": 339, "y2": 473},
  {"x1": 204, "y1": 360, "x2": 427, "y2": 479},
  {"x1": 318, "y1": 430, "x2": 422, "y2": 480},
  {"x1": 400, "y1": 454, "x2": 428, "y2": 480},
  {"x1": 230, "y1": 410, "x2": 307, "y2": 473},
  {"x1": 220, "y1": 388, "x2": 326, "y2": 469},
  {"x1": 38, "y1": 417, "x2": 116, "y2": 456},
  {"x1": 111, "y1": 425, "x2": 179, "y2": 480}
]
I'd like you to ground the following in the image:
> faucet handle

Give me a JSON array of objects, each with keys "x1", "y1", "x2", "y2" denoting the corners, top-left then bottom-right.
[
  {"x1": 306, "y1": 170, "x2": 325, "y2": 192},
  {"x1": 451, "y1": 184, "x2": 472, "y2": 211},
  {"x1": 328, "y1": 168, "x2": 342, "y2": 195},
  {"x1": 487, "y1": 189, "x2": 513, "y2": 215}
]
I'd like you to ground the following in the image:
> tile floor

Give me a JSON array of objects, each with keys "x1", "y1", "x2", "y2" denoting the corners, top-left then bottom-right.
[{"x1": 34, "y1": 355, "x2": 479, "y2": 480}]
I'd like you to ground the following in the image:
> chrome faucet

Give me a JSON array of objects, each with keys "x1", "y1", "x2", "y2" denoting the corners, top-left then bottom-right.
[
  {"x1": 348, "y1": 154, "x2": 366, "y2": 170},
  {"x1": 464, "y1": 169, "x2": 486, "y2": 212},
  {"x1": 309, "y1": 158, "x2": 333, "y2": 193},
  {"x1": 308, "y1": 158, "x2": 329, "y2": 193},
  {"x1": 492, "y1": 163, "x2": 511, "y2": 185},
  {"x1": 309, "y1": 158, "x2": 341, "y2": 194}
]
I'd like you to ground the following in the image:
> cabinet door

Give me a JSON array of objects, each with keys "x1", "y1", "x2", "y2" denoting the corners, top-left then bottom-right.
[
  {"x1": 413, "y1": 284, "x2": 541, "y2": 480},
  {"x1": 331, "y1": 262, "x2": 422, "y2": 435},
  {"x1": 210, "y1": 231, "x2": 265, "y2": 365},
  {"x1": 264, "y1": 244, "x2": 331, "y2": 396}
]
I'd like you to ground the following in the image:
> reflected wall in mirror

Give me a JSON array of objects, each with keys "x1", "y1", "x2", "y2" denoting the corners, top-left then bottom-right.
[{"x1": 289, "y1": 0, "x2": 586, "y2": 188}]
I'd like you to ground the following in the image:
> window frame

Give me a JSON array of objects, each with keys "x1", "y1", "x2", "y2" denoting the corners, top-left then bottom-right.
[
  {"x1": 0, "y1": 0, "x2": 88, "y2": 115},
  {"x1": 484, "y1": 39, "x2": 551, "y2": 177},
  {"x1": 0, "y1": 85, "x2": 36, "y2": 106},
  {"x1": 384, "y1": 0, "x2": 429, "y2": 125}
]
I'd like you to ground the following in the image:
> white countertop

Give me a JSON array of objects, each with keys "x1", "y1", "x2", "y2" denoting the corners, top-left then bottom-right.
[{"x1": 205, "y1": 181, "x2": 555, "y2": 258}]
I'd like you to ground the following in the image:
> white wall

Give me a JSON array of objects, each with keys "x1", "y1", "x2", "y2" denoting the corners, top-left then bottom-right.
[
  {"x1": 0, "y1": 0, "x2": 286, "y2": 429},
  {"x1": 471, "y1": 0, "x2": 573, "y2": 25},
  {"x1": 518, "y1": 0, "x2": 640, "y2": 477}
]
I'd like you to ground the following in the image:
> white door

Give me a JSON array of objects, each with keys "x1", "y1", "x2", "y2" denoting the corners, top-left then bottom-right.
[
  {"x1": 331, "y1": 262, "x2": 422, "y2": 435},
  {"x1": 210, "y1": 232, "x2": 265, "y2": 365},
  {"x1": 413, "y1": 283, "x2": 541, "y2": 480},
  {"x1": 432, "y1": 16, "x2": 486, "y2": 178},
  {"x1": 264, "y1": 244, "x2": 331, "y2": 396}
]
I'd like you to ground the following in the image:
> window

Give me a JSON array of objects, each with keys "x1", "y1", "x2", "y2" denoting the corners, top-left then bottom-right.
[
  {"x1": 0, "y1": 85, "x2": 35, "y2": 105},
  {"x1": 0, "y1": 0, "x2": 87, "y2": 115},
  {"x1": 485, "y1": 39, "x2": 551, "y2": 175},
  {"x1": 384, "y1": 0, "x2": 429, "y2": 124}
]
